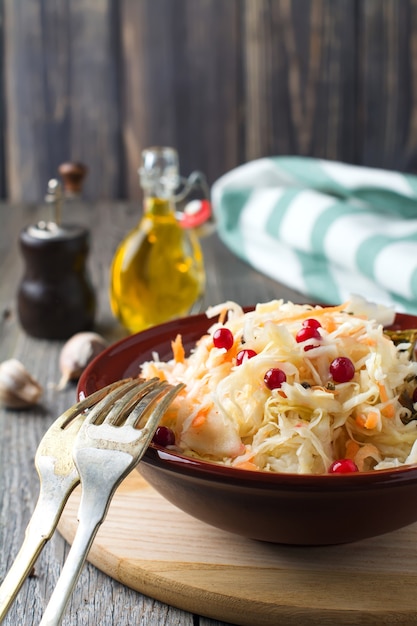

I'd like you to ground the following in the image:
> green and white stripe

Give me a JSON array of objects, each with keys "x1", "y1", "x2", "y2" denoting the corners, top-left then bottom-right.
[{"x1": 211, "y1": 157, "x2": 417, "y2": 313}]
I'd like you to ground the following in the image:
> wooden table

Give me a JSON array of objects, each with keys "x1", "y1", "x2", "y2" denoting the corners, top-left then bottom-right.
[{"x1": 0, "y1": 201, "x2": 304, "y2": 626}]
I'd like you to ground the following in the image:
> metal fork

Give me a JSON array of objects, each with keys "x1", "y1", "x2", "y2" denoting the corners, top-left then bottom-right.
[
  {"x1": 0, "y1": 378, "x2": 136, "y2": 623},
  {"x1": 39, "y1": 377, "x2": 183, "y2": 626}
]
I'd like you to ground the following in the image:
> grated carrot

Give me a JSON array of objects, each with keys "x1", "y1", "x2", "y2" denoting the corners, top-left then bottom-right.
[
  {"x1": 364, "y1": 411, "x2": 379, "y2": 429},
  {"x1": 381, "y1": 404, "x2": 395, "y2": 418},
  {"x1": 320, "y1": 316, "x2": 337, "y2": 333},
  {"x1": 275, "y1": 302, "x2": 348, "y2": 327},
  {"x1": 191, "y1": 405, "x2": 211, "y2": 428},
  {"x1": 358, "y1": 336, "x2": 377, "y2": 346},
  {"x1": 146, "y1": 363, "x2": 167, "y2": 381},
  {"x1": 345, "y1": 439, "x2": 360, "y2": 459},
  {"x1": 171, "y1": 333, "x2": 185, "y2": 363},
  {"x1": 214, "y1": 339, "x2": 240, "y2": 364},
  {"x1": 234, "y1": 460, "x2": 259, "y2": 471},
  {"x1": 228, "y1": 340, "x2": 240, "y2": 360},
  {"x1": 355, "y1": 414, "x2": 366, "y2": 427},
  {"x1": 356, "y1": 411, "x2": 379, "y2": 429},
  {"x1": 378, "y1": 383, "x2": 395, "y2": 418},
  {"x1": 192, "y1": 414, "x2": 206, "y2": 428},
  {"x1": 378, "y1": 382, "x2": 389, "y2": 403}
]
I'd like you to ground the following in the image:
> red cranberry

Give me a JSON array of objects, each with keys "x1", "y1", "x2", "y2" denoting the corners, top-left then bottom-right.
[
  {"x1": 153, "y1": 426, "x2": 175, "y2": 447},
  {"x1": 330, "y1": 357, "x2": 355, "y2": 383},
  {"x1": 264, "y1": 368, "x2": 287, "y2": 390},
  {"x1": 296, "y1": 326, "x2": 321, "y2": 343},
  {"x1": 328, "y1": 459, "x2": 359, "y2": 474},
  {"x1": 302, "y1": 318, "x2": 322, "y2": 329},
  {"x1": 213, "y1": 327, "x2": 234, "y2": 350},
  {"x1": 236, "y1": 349, "x2": 257, "y2": 366}
]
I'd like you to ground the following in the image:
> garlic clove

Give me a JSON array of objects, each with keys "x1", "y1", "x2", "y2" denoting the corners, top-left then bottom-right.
[
  {"x1": 58, "y1": 331, "x2": 108, "y2": 389},
  {"x1": 0, "y1": 358, "x2": 43, "y2": 409}
]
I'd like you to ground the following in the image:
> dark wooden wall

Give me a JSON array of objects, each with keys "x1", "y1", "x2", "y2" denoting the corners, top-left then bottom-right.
[{"x1": 1, "y1": 0, "x2": 417, "y2": 203}]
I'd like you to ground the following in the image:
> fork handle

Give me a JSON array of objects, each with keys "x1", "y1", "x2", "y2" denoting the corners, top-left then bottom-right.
[
  {"x1": 0, "y1": 477, "x2": 79, "y2": 623},
  {"x1": 0, "y1": 507, "x2": 49, "y2": 623},
  {"x1": 39, "y1": 513, "x2": 102, "y2": 626},
  {"x1": 38, "y1": 469, "x2": 118, "y2": 626}
]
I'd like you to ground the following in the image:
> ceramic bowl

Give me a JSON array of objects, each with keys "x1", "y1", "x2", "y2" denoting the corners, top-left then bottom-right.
[{"x1": 78, "y1": 310, "x2": 417, "y2": 546}]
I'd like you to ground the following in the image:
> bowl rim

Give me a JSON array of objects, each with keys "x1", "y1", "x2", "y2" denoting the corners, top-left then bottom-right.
[
  {"x1": 144, "y1": 443, "x2": 417, "y2": 489},
  {"x1": 78, "y1": 307, "x2": 417, "y2": 486}
]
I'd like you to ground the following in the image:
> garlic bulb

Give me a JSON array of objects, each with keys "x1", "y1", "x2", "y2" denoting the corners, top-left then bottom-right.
[
  {"x1": 0, "y1": 359, "x2": 43, "y2": 408},
  {"x1": 58, "y1": 331, "x2": 108, "y2": 388}
]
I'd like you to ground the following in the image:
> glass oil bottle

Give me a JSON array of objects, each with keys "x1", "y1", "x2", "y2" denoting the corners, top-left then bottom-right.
[{"x1": 109, "y1": 146, "x2": 206, "y2": 333}]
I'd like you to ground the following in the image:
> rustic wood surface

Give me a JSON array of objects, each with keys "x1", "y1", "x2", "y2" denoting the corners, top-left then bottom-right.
[
  {"x1": 1, "y1": 0, "x2": 417, "y2": 202},
  {"x1": 0, "y1": 201, "x2": 304, "y2": 626}
]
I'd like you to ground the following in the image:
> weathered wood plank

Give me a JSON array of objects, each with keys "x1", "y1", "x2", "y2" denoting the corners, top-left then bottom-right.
[
  {"x1": 120, "y1": 0, "x2": 241, "y2": 198},
  {"x1": 243, "y1": 0, "x2": 357, "y2": 163},
  {"x1": 4, "y1": 0, "x2": 121, "y2": 203},
  {"x1": 358, "y1": 0, "x2": 417, "y2": 173}
]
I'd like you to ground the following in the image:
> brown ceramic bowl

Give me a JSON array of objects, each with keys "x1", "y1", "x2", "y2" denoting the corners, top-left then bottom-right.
[{"x1": 78, "y1": 310, "x2": 417, "y2": 546}]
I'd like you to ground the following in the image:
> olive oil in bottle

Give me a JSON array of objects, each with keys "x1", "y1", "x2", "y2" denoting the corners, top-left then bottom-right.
[{"x1": 109, "y1": 147, "x2": 206, "y2": 333}]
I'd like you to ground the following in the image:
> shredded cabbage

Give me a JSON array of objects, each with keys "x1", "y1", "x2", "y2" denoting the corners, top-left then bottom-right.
[{"x1": 140, "y1": 299, "x2": 417, "y2": 474}]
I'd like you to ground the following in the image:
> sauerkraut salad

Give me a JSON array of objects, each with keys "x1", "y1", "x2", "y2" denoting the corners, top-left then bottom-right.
[{"x1": 141, "y1": 297, "x2": 417, "y2": 474}]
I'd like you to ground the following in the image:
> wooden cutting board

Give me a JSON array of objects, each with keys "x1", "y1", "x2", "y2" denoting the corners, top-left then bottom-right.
[{"x1": 58, "y1": 470, "x2": 417, "y2": 626}]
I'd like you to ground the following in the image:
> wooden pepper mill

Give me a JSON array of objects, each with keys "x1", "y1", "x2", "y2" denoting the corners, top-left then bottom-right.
[{"x1": 17, "y1": 167, "x2": 96, "y2": 340}]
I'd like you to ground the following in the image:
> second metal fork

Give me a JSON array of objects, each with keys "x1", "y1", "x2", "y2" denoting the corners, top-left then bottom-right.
[{"x1": 39, "y1": 376, "x2": 183, "y2": 626}]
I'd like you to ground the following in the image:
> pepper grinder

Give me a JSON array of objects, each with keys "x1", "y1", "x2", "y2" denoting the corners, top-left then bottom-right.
[{"x1": 17, "y1": 173, "x2": 96, "y2": 340}]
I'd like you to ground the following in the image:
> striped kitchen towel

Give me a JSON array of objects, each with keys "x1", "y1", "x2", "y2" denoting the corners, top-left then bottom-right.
[{"x1": 211, "y1": 156, "x2": 417, "y2": 314}]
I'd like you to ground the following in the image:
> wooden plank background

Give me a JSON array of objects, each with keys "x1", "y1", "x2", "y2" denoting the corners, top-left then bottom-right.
[{"x1": 1, "y1": 0, "x2": 417, "y2": 203}]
